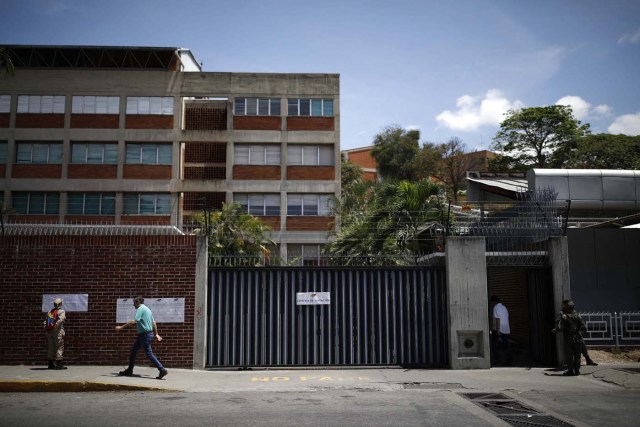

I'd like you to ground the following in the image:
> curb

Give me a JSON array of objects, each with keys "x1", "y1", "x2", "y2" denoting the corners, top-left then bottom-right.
[{"x1": 0, "y1": 380, "x2": 170, "y2": 393}]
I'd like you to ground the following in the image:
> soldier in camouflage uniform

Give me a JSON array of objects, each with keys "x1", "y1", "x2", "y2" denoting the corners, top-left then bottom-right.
[
  {"x1": 553, "y1": 300, "x2": 585, "y2": 376},
  {"x1": 45, "y1": 298, "x2": 67, "y2": 370}
]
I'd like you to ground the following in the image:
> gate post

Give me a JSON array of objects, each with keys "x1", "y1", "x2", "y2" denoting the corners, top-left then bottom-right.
[
  {"x1": 445, "y1": 237, "x2": 490, "y2": 369},
  {"x1": 549, "y1": 236, "x2": 570, "y2": 366},
  {"x1": 193, "y1": 235, "x2": 208, "y2": 369}
]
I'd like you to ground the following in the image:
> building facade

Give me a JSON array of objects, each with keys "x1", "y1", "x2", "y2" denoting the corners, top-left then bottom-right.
[{"x1": 0, "y1": 45, "x2": 340, "y2": 262}]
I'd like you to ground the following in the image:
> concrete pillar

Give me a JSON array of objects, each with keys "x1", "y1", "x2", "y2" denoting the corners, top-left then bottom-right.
[
  {"x1": 193, "y1": 235, "x2": 208, "y2": 369},
  {"x1": 445, "y1": 237, "x2": 490, "y2": 369},
  {"x1": 549, "y1": 236, "x2": 571, "y2": 366}
]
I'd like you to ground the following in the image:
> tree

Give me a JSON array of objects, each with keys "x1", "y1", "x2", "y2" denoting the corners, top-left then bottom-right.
[
  {"x1": 433, "y1": 137, "x2": 484, "y2": 202},
  {"x1": 371, "y1": 125, "x2": 420, "y2": 181},
  {"x1": 567, "y1": 134, "x2": 640, "y2": 169},
  {"x1": 492, "y1": 105, "x2": 590, "y2": 169},
  {"x1": 326, "y1": 179, "x2": 444, "y2": 265},
  {"x1": 411, "y1": 142, "x2": 444, "y2": 181},
  {"x1": 0, "y1": 48, "x2": 15, "y2": 77},
  {"x1": 192, "y1": 202, "x2": 274, "y2": 265}
]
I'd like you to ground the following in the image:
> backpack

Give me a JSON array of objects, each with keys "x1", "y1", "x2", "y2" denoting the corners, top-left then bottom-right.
[{"x1": 45, "y1": 308, "x2": 59, "y2": 330}]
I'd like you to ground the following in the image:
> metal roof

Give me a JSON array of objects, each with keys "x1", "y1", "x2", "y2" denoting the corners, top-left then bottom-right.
[{"x1": 466, "y1": 176, "x2": 528, "y2": 194}]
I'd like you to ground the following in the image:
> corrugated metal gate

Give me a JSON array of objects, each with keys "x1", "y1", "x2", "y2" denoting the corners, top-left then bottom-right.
[{"x1": 208, "y1": 267, "x2": 448, "y2": 368}]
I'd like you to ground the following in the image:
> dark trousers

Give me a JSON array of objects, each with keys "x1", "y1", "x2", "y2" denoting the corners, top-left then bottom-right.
[
  {"x1": 490, "y1": 332, "x2": 512, "y2": 365},
  {"x1": 128, "y1": 332, "x2": 164, "y2": 372},
  {"x1": 564, "y1": 336, "x2": 582, "y2": 373}
]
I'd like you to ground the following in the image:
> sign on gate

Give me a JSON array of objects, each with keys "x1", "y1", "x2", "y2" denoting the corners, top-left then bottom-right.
[{"x1": 296, "y1": 292, "x2": 330, "y2": 305}]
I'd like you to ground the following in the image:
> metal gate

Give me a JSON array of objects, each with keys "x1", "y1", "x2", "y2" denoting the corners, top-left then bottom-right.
[{"x1": 208, "y1": 267, "x2": 448, "y2": 368}]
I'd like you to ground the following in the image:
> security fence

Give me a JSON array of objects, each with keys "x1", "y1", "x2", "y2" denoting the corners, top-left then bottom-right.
[{"x1": 581, "y1": 311, "x2": 640, "y2": 347}]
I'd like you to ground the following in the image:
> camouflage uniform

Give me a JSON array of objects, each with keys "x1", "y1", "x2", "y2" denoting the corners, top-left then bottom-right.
[
  {"x1": 555, "y1": 307, "x2": 585, "y2": 376},
  {"x1": 45, "y1": 299, "x2": 67, "y2": 369}
]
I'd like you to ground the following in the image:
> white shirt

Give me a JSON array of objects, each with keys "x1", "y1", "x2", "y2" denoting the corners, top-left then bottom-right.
[{"x1": 493, "y1": 303, "x2": 510, "y2": 334}]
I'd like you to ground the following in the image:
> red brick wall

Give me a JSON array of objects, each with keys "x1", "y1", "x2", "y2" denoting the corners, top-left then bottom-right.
[
  {"x1": 286, "y1": 216, "x2": 335, "y2": 231},
  {"x1": 232, "y1": 165, "x2": 281, "y2": 180},
  {"x1": 0, "y1": 113, "x2": 9, "y2": 127},
  {"x1": 287, "y1": 117, "x2": 334, "y2": 131},
  {"x1": 68, "y1": 164, "x2": 117, "y2": 179},
  {"x1": 233, "y1": 116, "x2": 281, "y2": 130},
  {"x1": 0, "y1": 235, "x2": 198, "y2": 367},
  {"x1": 123, "y1": 165, "x2": 172, "y2": 179},
  {"x1": 348, "y1": 149, "x2": 377, "y2": 169},
  {"x1": 287, "y1": 166, "x2": 335, "y2": 180},
  {"x1": 12, "y1": 164, "x2": 62, "y2": 179},
  {"x1": 125, "y1": 115, "x2": 173, "y2": 129},
  {"x1": 15, "y1": 114, "x2": 65, "y2": 128},
  {"x1": 0, "y1": 164, "x2": 5, "y2": 178},
  {"x1": 70, "y1": 114, "x2": 119, "y2": 129}
]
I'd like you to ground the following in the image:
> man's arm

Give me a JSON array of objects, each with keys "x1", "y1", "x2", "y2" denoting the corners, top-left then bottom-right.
[
  {"x1": 152, "y1": 321, "x2": 163, "y2": 342},
  {"x1": 115, "y1": 320, "x2": 136, "y2": 331}
]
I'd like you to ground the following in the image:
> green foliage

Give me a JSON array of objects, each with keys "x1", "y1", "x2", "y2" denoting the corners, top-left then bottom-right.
[
  {"x1": 433, "y1": 137, "x2": 484, "y2": 202},
  {"x1": 192, "y1": 202, "x2": 274, "y2": 263},
  {"x1": 567, "y1": 134, "x2": 640, "y2": 169},
  {"x1": 371, "y1": 125, "x2": 420, "y2": 181},
  {"x1": 326, "y1": 179, "x2": 444, "y2": 265},
  {"x1": 492, "y1": 105, "x2": 590, "y2": 169}
]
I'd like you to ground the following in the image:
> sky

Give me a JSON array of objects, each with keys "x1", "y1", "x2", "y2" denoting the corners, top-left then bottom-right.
[{"x1": 1, "y1": 0, "x2": 639, "y2": 151}]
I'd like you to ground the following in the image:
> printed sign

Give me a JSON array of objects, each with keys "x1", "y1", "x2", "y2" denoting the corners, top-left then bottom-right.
[
  {"x1": 116, "y1": 298, "x2": 185, "y2": 323},
  {"x1": 296, "y1": 292, "x2": 330, "y2": 305},
  {"x1": 42, "y1": 294, "x2": 89, "y2": 312}
]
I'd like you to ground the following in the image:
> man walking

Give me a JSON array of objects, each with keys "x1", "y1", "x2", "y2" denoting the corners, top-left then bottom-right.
[
  {"x1": 490, "y1": 295, "x2": 512, "y2": 366},
  {"x1": 45, "y1": 297, "x2": 67, "y2": 370},
  {"x1": 115, "y1": 296, "x2": 168, "y2": 379}
]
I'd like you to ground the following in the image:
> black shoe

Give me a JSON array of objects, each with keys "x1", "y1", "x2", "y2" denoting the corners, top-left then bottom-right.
[
  {"x1": 156, "y1": 369, "x2": 168, "y2": 380},
  {"x1": 54, "y1": 362, "x2": 67, "y2": 370},
  {"x1": 562, "y1": 370, "x2": 575, "y2": 376},
  {"x1": 574, "y1": 370, "x2": 580, "y2": 376},
  {"x1": 586, "y1": 360, "x2": 598, "y2": 366},
  {"x1": 48, "y1": 360, "x2": 55, "y2": 369},
  {"x1": 118, "y1": 369, "x2": 134, "y2": 377}
]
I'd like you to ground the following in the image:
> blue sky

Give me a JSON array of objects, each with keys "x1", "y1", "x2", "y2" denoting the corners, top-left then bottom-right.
[{"x1": 2, "y1": 0, "x2": 639, "y2": 151}]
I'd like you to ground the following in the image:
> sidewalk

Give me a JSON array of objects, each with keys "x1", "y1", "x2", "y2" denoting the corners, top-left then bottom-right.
[{"x1": 1, "y1": 363, "x2": 639, "y2": 393}]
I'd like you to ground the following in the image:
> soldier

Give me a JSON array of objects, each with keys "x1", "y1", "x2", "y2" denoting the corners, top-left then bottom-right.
[
  {"x1": 554, "y1": 300, "x2": 585, "y2": 376},
  {"x1": 44, "y1": 297, "x2": 67, "y2": 370}
]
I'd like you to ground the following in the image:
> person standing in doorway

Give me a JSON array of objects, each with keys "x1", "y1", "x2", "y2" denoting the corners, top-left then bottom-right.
[
  {"x1": 44, "y1": 297, "x2": 67, "y2": 370},
  {"x1": 554, "y1": 299, "x2": 586, "y2": 376},
  {"x1": 490, "y1": 295, "x2": 513, "y2": 366},
  {"x1": 115, "y1": 296, "x2": 168, "y2": 379}
]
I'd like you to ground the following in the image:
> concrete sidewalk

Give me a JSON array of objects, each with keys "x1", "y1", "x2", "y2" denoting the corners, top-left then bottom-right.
[{"x1": 1, "y1": 363, "x2": 638, "y2": 393}]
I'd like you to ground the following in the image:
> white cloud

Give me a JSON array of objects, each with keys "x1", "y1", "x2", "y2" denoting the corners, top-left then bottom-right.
[
  {"x1": 436, "y1": 89, "x2": 524, "y2": 131},
  {"x1": 555, "y1": 96, "x2": 614, "y2": 120},
  {"x1": 618, "y1": 27, "x2": 640, "y2": 44},
  {"x1": 555, "y1": 96, "x2": 591, "y2": 120},
  {"x1": 608, "y1": 113, "x2": 640, "y2": 135},
  {"x1": 593, "y1": 104, "x2": 613, "y2": 117}
]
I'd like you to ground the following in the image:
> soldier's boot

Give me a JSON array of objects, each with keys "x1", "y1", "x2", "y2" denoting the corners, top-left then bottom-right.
[
  {"x1": 562, "y1": 370, "x2": 575, "y2": 376},
  {"x1": 47, "y1": 360, "x2": 55, "y2": 369},
  {"x1": 54, "y1": 361, "x2": 68, "y2": 370},
  {"x1": 586, "y1": 358, "x2": 598, "y2": 366},
  {"x1": 574, "y1": 369, "x2": 580, "y2": 376}
]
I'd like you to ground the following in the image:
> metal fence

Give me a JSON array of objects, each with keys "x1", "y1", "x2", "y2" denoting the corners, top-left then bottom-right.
[{"x1": 582, "y1": 311, "x2": 640, "y2": 346}]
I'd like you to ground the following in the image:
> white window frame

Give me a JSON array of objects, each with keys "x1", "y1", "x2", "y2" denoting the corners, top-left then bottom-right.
[
  {"x1": 16, "y1": 142, "x2": 63, "y2": 164},
  {"x1": 67, "y1": 193, "x2": 116, "y2": 215},
  {"x1": 234, "y1": 193, "x2": 281, "y2": 216},
  {"x1": 17, "y1": 95, "x2": 65, "y2": 114},
  {"x1": 0, "y1": 95, "x2": 10, "y2": 113},
  {"x1": 12, "y1": 192, "x2": 60, "y2": 215},
  {"x1": 123, "y1": 193, "x2": 172, "y2": 215},
  {"x1": 125, "y1": 143, "x2": 173, "y2": 165},
  {"x1": 287, "y1": 98, "x2": 334, "y2": 117},
  {"x1": 71, "y1": 143, "x2": 118, "y2": 164},
  {"x1": 126, "y1": 97, "x2": 174, "y2": 115},
  {"x1": 234, "y1": 144, "x2": 281, "y2": 165},
  {"x1": 287, "y1": 244, "x2": 324, "y2": 266},
  {"x1": 233, "y1": 97, "x2": 281, "y2": 116},
  {"x1": 72, "y1": 96, "x2": 120, "y2": 114},
  {"x1": 287, "y1": 145, "x2": 334, "y2": 166},
  {"x1": 287, "y1": 194, "x2": 333, "y2": 216}
]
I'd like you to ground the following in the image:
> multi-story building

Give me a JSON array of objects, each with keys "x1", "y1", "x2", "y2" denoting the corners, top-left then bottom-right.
[{"x1": 0, "y1": 45, "x2": 340, "y2": 263}]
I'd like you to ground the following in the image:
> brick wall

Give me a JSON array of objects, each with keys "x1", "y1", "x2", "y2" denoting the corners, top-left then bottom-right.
[
  {"x1": 232, "y1": 165, "x2": 281, "y2": 180},
  {"x1": 287, "y1": 117, "x2": 334, "y2": 131},
  {"x1": 233, "y1": 116, "x2": 281, "y2": 130},
  {"x1": 70, "y1": 114, "x2": 119, "y2": 129},
  {"x1": 0, "y1": 113, "x2": 9, "y2": 127},
  {"x1": 0, "y1": 234, "x2": 198, "y2": 367},
  {"x1": 287, "y1": 166, "x2": 335, "y2": 180},
  {"x1": 15, "y1": 114, "x2": 65, "y2": 128},
  {"x1": 123, "y1": 165, "x2": 172, "y2": 179},
  {"x1": 12, "y1": 164, "x2": 62, "y2": 179},
  {"x1": 68, "y1": 164, "x2": 117, "y2": 179},
  {"x1": 125, "y1": 115, "x2": 173, "y2": 129}
]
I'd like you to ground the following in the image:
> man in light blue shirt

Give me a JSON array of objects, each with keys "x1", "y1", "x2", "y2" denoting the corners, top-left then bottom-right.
[{"x1": 115, "y1": 296, "x2": 168, "y2": 379}]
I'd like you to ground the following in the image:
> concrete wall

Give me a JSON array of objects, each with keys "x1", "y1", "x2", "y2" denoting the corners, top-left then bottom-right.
[
  {"x1": 445, "y1": 237, "x2": 490, "y2": 369},
  {"x1": 0, "y1": 234, "x2": 200, "y2": 367}
]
